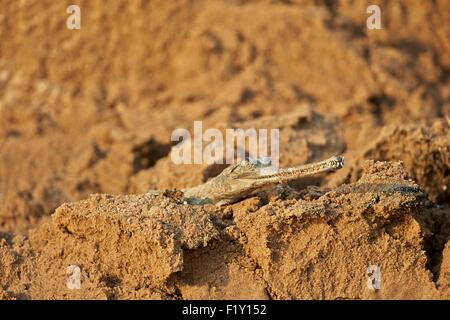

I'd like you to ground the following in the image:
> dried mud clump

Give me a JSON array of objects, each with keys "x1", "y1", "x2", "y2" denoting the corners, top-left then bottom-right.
[
  {"x1": 347, "y1": 119, "x2": 450, "y2": 203},
  {"x1": 234, "y1": 161, "x2": 439, "y2": 299},
  {"x1": 1, "y1": 161, "x2": 448, "y2": 299},
  {"x1": 25, "y1": 193, "x2": 219, "y2": 299},
  {"x1": 438, "y1": 241, "x2": 450, "y2": 295}
]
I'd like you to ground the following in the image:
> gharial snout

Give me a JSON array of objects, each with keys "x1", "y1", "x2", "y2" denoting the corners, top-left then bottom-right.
[{"x1": 333, "y1": 155, "x2": 345, "y2": 169}]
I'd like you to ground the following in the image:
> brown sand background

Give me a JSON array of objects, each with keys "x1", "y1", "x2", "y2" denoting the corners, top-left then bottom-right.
[{"x1": 0, "y1": 0, "x2": 449, "y2": 299}]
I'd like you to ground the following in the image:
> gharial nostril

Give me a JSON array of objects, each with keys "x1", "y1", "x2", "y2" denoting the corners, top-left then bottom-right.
[{"x1": 331, "y1": 155, "x2": 345, "y2": 168}]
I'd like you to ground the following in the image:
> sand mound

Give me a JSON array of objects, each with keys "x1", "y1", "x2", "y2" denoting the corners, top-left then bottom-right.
[
  {"x1": 332, "y1": 119, "x2": 450, "y2": 203},
  {"x1": 1, "y1": 161, "x2": 448, "y2": 299}
]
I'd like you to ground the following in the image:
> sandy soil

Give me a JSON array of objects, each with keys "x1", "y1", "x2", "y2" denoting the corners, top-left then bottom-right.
[{"x1": 0, "y1": 0, "x2": 449, "y2": 299}]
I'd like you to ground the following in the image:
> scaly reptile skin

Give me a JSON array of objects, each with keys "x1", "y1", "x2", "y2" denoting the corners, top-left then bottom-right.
[{"x1": 148, "y1": 155, "x2": 345, "y2": 206}]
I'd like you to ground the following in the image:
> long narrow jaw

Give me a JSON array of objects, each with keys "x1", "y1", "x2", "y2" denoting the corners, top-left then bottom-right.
[
  {"x1": 183, "y1": 155, "x2": 345, "y2": 205},
  {"x1": 253, "y1": 155, "x2": 345, "y2": 184}
]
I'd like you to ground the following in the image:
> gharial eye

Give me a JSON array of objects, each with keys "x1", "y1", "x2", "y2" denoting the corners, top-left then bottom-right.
[{"x1": 228, "y1": 161, "x2": 248, "y2": 174}]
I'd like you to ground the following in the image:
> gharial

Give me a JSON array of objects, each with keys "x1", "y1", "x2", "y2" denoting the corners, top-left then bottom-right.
[{"x1": 147, "y1": 155, "x2": 345, "y2": 206}]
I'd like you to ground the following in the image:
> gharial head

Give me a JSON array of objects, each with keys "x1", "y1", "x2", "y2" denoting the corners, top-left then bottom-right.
[
  {"x1": 196, "y1": 156, "x2": 279, "y2": 203},
  {"x1": 183, "y1": 155, "x2": 344, "y2": 205},
  {"x1": 207, "y1": 155, "x2": 344, "y2": 201},
  {"x1": 218, "y1": 156, "x2": 276, "y2": 180}
]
